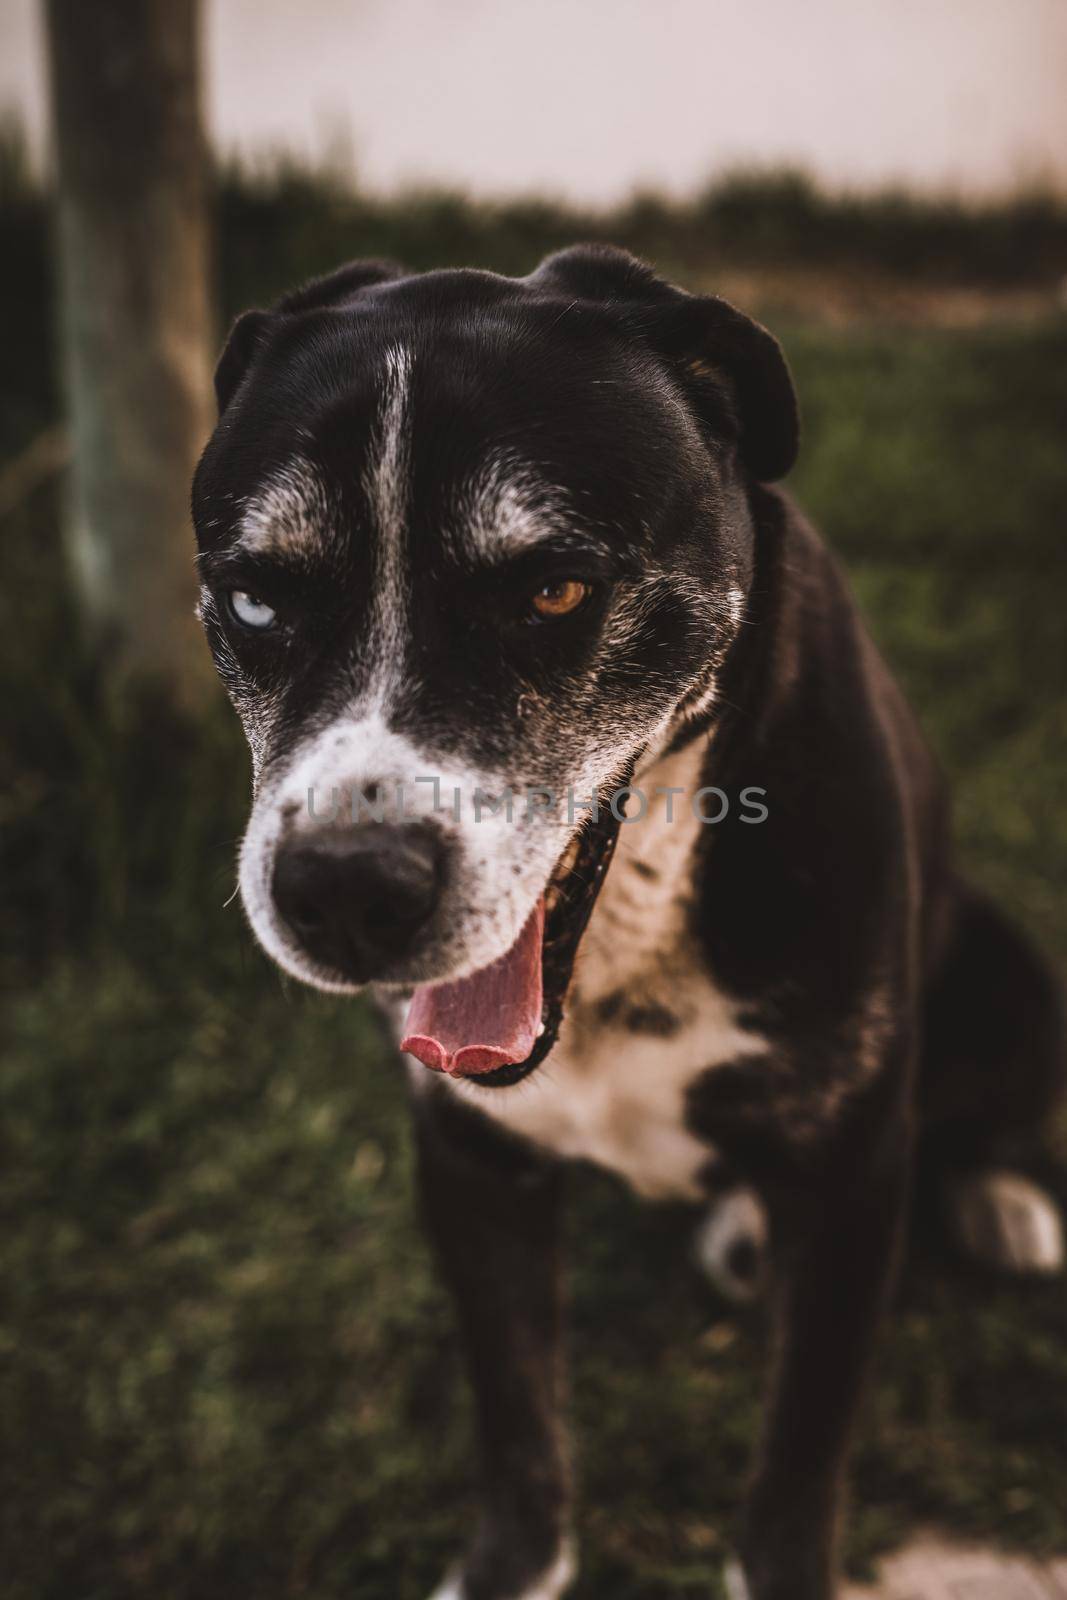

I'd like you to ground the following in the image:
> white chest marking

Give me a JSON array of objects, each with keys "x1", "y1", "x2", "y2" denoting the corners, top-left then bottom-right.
[
  {"x1": 473, "y1": 978, "x2": 758, "y2": 1202},
  {"x1": 446, "y1": 742, "x2": 768, "y2": 1202}
]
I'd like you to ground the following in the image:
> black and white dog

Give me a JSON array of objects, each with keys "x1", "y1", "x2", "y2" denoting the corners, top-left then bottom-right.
[{"x1": 193, "y1": 247, "x2": 1065, "y2": 1600}]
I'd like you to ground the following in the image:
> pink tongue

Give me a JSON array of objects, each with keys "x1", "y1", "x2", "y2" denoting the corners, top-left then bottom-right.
[{"x1": 401, "y1": 900, "x2": 545, "y2": 1077}]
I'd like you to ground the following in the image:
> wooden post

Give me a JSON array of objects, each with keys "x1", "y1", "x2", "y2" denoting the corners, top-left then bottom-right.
[{"x1": 44, "y1": 0, "x2": 216, "y2": 704}]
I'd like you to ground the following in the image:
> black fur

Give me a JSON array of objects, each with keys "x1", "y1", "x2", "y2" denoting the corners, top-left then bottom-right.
[{"x1": 193, "y1": 246, "x2": 1064, "y2": 1600}]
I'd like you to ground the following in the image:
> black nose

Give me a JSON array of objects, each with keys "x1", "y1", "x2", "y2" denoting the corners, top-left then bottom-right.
[{"x1": 272, "y1": 825, "x2": 443, "y2": 981}]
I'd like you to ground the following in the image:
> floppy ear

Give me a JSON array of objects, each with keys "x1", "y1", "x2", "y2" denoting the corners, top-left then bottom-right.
[
  {"x1": 273, "y1": 257, "x2": 408, "y2": 315},
  {"x1": 213, "y1": 258, "x2": 410, "y2": 415},
  {"x1": 649, "y1": 293, "x2": 799, "y2": 482},
  {"x1": 214, "y1": 309, "x2": 272, "y2": 414},
  {"x1": 531, "y1": 244, "x2": 798, "y2": 481}
]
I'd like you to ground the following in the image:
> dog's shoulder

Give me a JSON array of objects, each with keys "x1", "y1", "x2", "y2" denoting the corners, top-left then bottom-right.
[{"x1": 694, "y1": 485, "x2": 949, "y2": 1025}]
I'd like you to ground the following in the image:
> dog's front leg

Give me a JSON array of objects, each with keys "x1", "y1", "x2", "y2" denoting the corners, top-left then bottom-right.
[
  {"x1": 414, "y1": 1088, "x2": 573, "y2": 1600},
  {"x1": 733, "y1": 1106, "x2": 911, "y2": 1600}
]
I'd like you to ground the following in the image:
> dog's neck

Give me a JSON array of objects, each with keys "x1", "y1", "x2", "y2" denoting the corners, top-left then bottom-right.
[
  {"x1": 575, "y1": 736, "x2": 709, "y2": 1004},
  {"x1": 570, "y1": 490, "x2": 788, "y2": 1007}
]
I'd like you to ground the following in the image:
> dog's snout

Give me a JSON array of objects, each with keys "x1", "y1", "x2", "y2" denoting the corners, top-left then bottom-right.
[{"x1": 272, "y1": 825, "x2": 443, "y2": 982}]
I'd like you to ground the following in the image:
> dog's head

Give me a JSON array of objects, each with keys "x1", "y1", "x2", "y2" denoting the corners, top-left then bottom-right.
[{"x1": 192, "y1": 245, "x2": 797, "y2": 1086}]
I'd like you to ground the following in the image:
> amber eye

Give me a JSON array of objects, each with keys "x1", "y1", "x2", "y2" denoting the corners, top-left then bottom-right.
[{"x1": 528, "y1": 578, "x2": 591, "y2": 621}]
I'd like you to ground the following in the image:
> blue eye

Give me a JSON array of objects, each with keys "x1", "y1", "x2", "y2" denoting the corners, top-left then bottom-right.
[{"x1": 229, "y1": 590, "x2": 277, "y2": 630}]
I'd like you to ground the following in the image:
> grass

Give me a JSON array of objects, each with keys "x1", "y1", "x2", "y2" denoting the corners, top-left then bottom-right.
[{"x1": 2, "y1": 164, "x2": 1067, "y2": 1597}]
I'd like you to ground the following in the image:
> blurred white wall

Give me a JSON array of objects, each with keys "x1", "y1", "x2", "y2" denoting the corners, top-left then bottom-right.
[{"x1": 5, "y1": 0, "x2": 1066, "y2": 200}]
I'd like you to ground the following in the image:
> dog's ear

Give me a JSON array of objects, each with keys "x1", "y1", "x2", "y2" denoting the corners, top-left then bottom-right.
[
  {"x1": 273, "y1": 257, "x2": 408, "y2": 315},
  {"x1": 650, "y1": 292, "x2": 799, "y2": 482},
  {"x1": 529, "y1": 242, "x2": 677, "y2": 309},
  {"x1": 213, "y1": 259, "x2": 410, "y2": 415},
  {"x1": 214, "y1": 309, "x2": 272, "y2": 414},
  {"x1": 531, "y1": 244, "x2": 798, "y2": 481}
]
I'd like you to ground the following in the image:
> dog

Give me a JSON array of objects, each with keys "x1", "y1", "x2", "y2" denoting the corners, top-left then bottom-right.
[{"x1": 192, "y1": 246, "x2": 1065, "y2": 1600}]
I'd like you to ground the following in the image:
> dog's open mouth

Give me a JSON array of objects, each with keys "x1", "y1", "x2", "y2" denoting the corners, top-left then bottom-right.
[{"x1": 401, "y1": 803, "x2": 622, "y2": 1088}]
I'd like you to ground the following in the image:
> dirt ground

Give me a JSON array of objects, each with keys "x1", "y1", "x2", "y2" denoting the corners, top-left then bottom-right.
[{"x1": 848, "y1": 1535, "x2": 1067, "y2": 1599}]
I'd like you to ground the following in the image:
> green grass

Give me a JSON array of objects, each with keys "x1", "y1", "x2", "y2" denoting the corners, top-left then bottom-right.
[{"x1": 2, "y1": 193, "x2": 1067, "y2": 1596}]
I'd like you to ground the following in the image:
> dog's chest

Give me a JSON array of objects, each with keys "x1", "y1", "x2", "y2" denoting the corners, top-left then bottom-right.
[
  {"x1": 448, "y1": 742, "x2": 768, "y2": 1202},
  {"x1": 479, "y1": 974, "x2": 758, "y2": 1201}
]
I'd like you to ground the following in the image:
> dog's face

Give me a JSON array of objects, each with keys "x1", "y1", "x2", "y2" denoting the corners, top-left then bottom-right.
[{"x1": 192, "y1": 246, "x2": 796, "y2": 1086}]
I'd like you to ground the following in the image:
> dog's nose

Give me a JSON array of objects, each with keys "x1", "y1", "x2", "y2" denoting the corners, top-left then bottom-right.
[{"x1": 272, "y1": 825, "x2": 443, "y2": 981}]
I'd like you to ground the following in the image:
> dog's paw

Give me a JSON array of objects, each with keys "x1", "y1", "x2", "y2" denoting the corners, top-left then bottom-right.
[
  {"x1": 696, "y1": 1187, "x2": 768, "y2": 1303},
  {"x1": 722, "y1": 1556, "x2": 753, "y2": 1600},
  {"x1": 428, "y1": 1542, "x2": 575, "y2": 1600},
  {"x1": 945, "y1": 1169, "x2": 1064, "y2": 1275},
  {"x1": 428, "y1": 1572, "x2": 465, "y2": 1600}
]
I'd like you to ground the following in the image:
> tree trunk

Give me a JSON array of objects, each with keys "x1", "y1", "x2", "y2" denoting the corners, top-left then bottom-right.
[{"x1": 44, "y1": 0, "x2": 215, "y2": 705}]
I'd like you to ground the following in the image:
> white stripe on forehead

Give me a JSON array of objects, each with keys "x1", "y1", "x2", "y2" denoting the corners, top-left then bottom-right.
[
  {"x1": 456, "y1": 450, "x2": 575, "y2": 562},
  {"x1": 237, "y1": 456, "x2": 330, "y2": 555},
  {"x1": 362, "y1": 342, "x2": 413, "y2": 711},
  {"x1": 236, "y1": 351, "x2": 413, "y2": 712}
]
